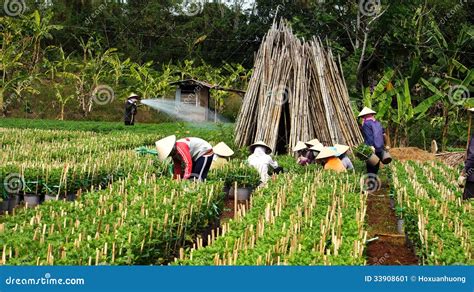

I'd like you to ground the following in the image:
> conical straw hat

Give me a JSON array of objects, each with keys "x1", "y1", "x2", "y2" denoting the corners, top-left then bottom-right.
[
  {"x1": 310, "y1": 142, "x2": 325, "y2": 152},
  {"x1": 334, "y1": 144, "x2": 350, "y2": 155},
  {"x1": 155, "y1": 135, "x2": 176, "y2": 161},
  {"x1": 213, "y1": 142, "x2": 234, "y2": 157},
  {"x1": 128, "y1": 93, "x2": 140, "y2": 99},
  {"x1": 249, "y1": 141, "x2": 272, "y2": 154},
  {"x1": 292, "y1": 141, "x2": 307, "y2": 152},
  {"x1": 358, "y1": 107, "x2": 376, "y2": 117},
  {"x1": 316, "y1": 147, "x2": 339, "y2": 160},
  {"x1": 305, "y1": 139, "x2": 320, "y2": 147}
]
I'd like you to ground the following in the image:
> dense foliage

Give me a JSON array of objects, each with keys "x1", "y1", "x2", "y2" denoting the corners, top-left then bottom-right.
[
  {"x1": 1, "y1": 1, "x2": 473, "y2": 148},
  {"x1": 391, "y1": 160, "x2": 473, "y2": 265}
]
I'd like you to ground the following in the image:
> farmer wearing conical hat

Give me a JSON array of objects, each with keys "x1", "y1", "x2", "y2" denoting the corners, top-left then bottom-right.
[
  {"x1": 210, "y1": 142, "x2": 234, "y2": 170},
  {"x1": 309, "y1": 142, "x2": 325, "y2": 158},
  {"x1": 305, "y1": 138, "x2": 320, "y2": 148},
  {"x1": 315, "y1": 147, "x2": 346, "y2": 173},
  {"x1": 248, "y1": 141, "x2": 281, "y2": 185},
  {"x1": 334, "y1": 144, "x2": 354, "y2": 171},
  {"x1": 124, "y1": 93, "x2": 141, "y2": 126},
  {"x1": 459, "y1": 108, "x2": 474, "y2": 200},
  {"x1": 359, "y1": 107, "x2": 385, "y2": 174},
  {"x1": 293, "y1": 141, "x2": 315, "y2": 166},
  {"x1": 155, "y1": 135, "x2": 214, "y2": 181}
]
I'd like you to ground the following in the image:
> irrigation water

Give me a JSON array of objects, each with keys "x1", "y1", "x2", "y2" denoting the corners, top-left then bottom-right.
[{"x1": 141, "y1": 99, "x2": 227, "y2": 123}]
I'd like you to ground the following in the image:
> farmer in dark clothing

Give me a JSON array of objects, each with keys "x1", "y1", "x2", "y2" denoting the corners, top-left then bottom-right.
[
  {"x1": 460, "y1": 108, "x2": 474, "y2": 200},
  {"x1": 359, "y1": 107, "x2": 385, "y2": 174},
  {"x1": 124, "y1": 93, "x2": 140, "y2": 126}
]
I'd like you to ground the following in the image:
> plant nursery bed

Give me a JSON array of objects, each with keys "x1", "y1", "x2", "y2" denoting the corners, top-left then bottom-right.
[{"x1": 366, "y1": 179, "x2": 418, "y2": 266}]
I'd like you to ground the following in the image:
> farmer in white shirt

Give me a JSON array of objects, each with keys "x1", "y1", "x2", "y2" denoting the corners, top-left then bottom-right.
[{"x1": 247, "y1": 141, "x2": 280, "y2": 185}]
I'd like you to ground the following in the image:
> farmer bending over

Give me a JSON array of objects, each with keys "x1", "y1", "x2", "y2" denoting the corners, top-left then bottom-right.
[
  {"x1": 292, "y1": 141, "x2": 315, "y2": 165},
  {"x1": 334, "y1": 144, "x2": 354, "y2": 171},
  {"x1": 316, "y1": 147, "x2": 346, "y2": 173},
  {"x1": 155, "y1": 135, "x2": 214, "y2": 181},
  {"x1": 248, "y1": 141, "x2": 281, "y2": 185},
  {"x1": 210, "y1": 142, "x2": 234, "y2": 170}
]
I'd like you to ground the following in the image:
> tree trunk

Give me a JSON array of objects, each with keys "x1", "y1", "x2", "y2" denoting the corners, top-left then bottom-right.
[
  {"x1": 394, "y1": 126, "x2": 399, "y2": 148},
  {"x1": 60, "y1": 103, "x2": 65, "y2": 121},
  {"x1": 441, "y1": 106, "x2": 450, "y2": 152},
  {"x1": 0, "y1": 90, "x2": 4, "y2": 117}
]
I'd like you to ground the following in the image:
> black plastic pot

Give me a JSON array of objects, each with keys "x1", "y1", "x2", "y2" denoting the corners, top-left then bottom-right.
[
  {"x1": 397, "y1": 218, "x2": 405, "y2": 234},
  {"x1": 8, "y1": 194, "x2": 21, "y2": 213},
  {"x1": 0, "y1": 200, "x2": 9, "y2": 215},
  {"x1": 24, "y1": 194, "x2": 40, "y2": 208},
  {"x1": 66, "y1": 193, "x2": 77, "y2": 202},
  {"x1": 228, "y1": 187, "x2": 253, "y2": 201}
]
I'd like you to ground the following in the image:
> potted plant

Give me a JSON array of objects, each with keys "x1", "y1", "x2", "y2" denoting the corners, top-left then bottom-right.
[
  {"x1": 0, "y1": 189, "x2": 9, "y2": 215},
  {"x1": 354, "y1": 144, "x2": 380, "y2": 166},
  {"x1": 225, "y1": 163, "x2": 260, "y2": 201},
  {"x1": 395, "y1": 206, "x2": 405, "y2": 234},
  {"x1": 23, "y1": 180, "x2": 41, "y2": 208}
]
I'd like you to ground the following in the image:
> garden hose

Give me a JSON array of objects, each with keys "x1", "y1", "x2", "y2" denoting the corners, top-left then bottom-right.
[{"x1": 135, "y1": 146, "x2": 158, "y2": 156}]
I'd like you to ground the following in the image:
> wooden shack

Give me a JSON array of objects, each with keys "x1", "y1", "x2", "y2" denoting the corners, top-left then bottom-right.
[{"x1": 170, "y1": 79, "x2": 245, "y2": 122}]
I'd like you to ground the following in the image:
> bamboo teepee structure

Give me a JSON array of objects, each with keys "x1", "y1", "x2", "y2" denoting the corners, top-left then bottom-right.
[{"x1": 235, "y1": 20, "x2": 363, "y2": 153}]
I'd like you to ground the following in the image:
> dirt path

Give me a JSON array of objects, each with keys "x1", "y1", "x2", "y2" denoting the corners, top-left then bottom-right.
[{"x1": 366, "y1": 179, "x2": 418, "y2": 265}]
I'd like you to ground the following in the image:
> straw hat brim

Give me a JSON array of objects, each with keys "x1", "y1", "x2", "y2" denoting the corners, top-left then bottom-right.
[
  {"x1": 213, "y1": 142, "x2": 234, "y2": 157},
  {"x1": 316, "y1": 147, "x2": 339, "y2": 160},
  {"x1": 334, "y1": 144, "x2": 350, "y2": 155},
  {"x1": 155, "y1": 135, "x2": 176, "y2": 161},
  {"x1": 468, "y1": 108, "x2": 474, "y2": 112},
  {"x1": 358, "y1": 107, "x2": 376, "y2": 117},
  {"x1": 305, "y1": 139, "x2": 320, "y2": 147},
  {"x1": 249, "y1": 141, "x2": 272, "y2": 154},
  {"x1": 310, "y1": 143, "x2": 325, "y2": 152},
  {"x1": 128, "y1": 93, "x2": 140, "y2": 99},
  {"x1": 292, "y1": 141, "x2": 307, "y2": 152}
]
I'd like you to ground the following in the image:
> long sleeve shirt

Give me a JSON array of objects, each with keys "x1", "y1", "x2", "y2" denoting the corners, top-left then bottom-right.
[
  {"x1": 361, "y1": 120, "x2": 385, "y2": 152},
  {"x1": 341, "y1": 155, "x2": 354, "y2": 171},
  {"x1": 124, "y1": 100, "x2": 137, "y2": 122},
  {"x1": 173, "y1": 138, "x2": 212, "y2": 179},
  {"x1": 465, "y1": 136, "x2": 474, "y2": 182},
  {"x1": 248, "y1": 147, "x2": 279, "y2": 183}
]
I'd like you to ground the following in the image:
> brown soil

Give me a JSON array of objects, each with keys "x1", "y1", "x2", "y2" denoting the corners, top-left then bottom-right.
[
  {"x1": 389, "y1": 147, "x2": 436, "y2": 162},
  {"x1": 366, "y1": 183, "x2": 419, "y2": 265},
  {"x1": 220, "y1": 198, "x2": 249, "y2": 224},
  {"x1": 199, "y1": 194, "x2": 250, "y2": 248}
]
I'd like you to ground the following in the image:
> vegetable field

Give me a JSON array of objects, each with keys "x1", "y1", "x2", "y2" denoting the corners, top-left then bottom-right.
[{"x1": 0, "y1": 120, "x2": 472, "y2": 266}]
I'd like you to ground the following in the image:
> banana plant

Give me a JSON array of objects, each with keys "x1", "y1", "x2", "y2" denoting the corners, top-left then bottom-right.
[
  {"x1": 24, "y1": 10, "x2": 62, "y2": 73},
  {"x1": 416, "y1": 65, "x2": 473, "y2": 151}
]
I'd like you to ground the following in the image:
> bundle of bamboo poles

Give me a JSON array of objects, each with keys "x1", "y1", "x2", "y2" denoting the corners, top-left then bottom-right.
[
  {"x1": 435, "y1": 152, "x2": 465, "y2": 167},
  {"x1": 235, "y1": 19, "x2": 363, "y2": 152}
]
